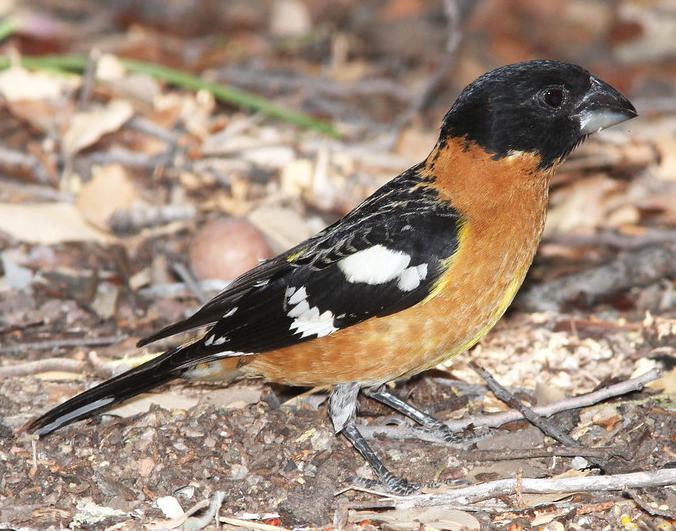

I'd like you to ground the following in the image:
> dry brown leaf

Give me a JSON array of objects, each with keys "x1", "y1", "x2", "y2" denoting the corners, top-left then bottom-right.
[
  {"x1": 248, "y1": 205, "x2": 314, "y2": 253},
  {"x1": 75, "y1": 164, "x2": 139, "y2": 231},
  {"x1": 545, "y1": 175, "x2": 620, "y2": 235},
  {"x1": 62, "y1": 99, "x2": 134, "y2": 157},
  {"x1": 647, "y1": 368, "x2": 676, "y2": 395},
  {"x1": 4, "y1": 100, "x2": 73, "y2": 134},
  {"x1": 0, "y1": 203, "x2": 110, "y2": 244},
  {"x1": 280, "y1": 159, "x2": 314, "y2": 196},
  {"x1": 34, "y1": 371, "x2": 86, "y2": 381},
  {"x1": 0, "y1": 66, "x2": 79, "y2": 102},
  {"x1": 156, "y1": 496, "x2": 184, "y2": 519}
]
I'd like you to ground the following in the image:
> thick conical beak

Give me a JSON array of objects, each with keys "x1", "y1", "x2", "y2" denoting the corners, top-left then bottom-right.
[{"x1": 576, "y1": 76, "x2": 637, "y2": 135}]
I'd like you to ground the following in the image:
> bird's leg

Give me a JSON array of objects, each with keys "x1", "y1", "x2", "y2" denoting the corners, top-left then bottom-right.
[
  {"x1": 329, "y1": 384, "x2": 417, "y2": 495},
  {"x1": 364, "y1": 386, "x2": 463, "y2": 444}
]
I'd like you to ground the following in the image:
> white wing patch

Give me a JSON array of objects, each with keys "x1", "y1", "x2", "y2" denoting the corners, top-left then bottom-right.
[
  {"x1": 204, "y1": 334, "x2": 228, "y2": 346},
  {"x1": 338, "y1": 244, "x2": 428, "y2": 292},
  {"x1": 397, "y1": 263, "x2": 428, "y2": 291},
  {"x1": 223, "y1": 307, "x2": 238, "y2": 318},
  {"x1": 338, "y1": 245, "x2": 411, "y2": 284},
  {"x1": 286, "y1": 284, "x2": 337, "y2": 339}
]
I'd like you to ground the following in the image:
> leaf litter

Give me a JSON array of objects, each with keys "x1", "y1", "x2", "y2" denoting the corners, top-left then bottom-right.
[{"x1": 0, "y1": 0, "x2": 674, "y2": 529}]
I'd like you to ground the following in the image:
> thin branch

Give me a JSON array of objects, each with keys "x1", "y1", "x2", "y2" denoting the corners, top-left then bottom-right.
[
  {"x1": 348, "y1": 468, "x2": 676, "y2": 509},
  {"x1": 78, "y1": 49, "x2": 100, "y2": 108},
  {"x1": 108, "y1": 203, "x2": 196, "y2": 235},
  {"x1": 0, "y1": 144, "x2": 52, "y2": 183},
  {"x1": 470, "y1": 362, "x2": 604, "y2": 469},
  {"x1": 138, "y1": 279, "x2": 229, "y2": 299},
  {"x1": 544, "y1": 228, "x2": 676, "y2": 251},
  {"x1": 0, "y1": 335, "x2": 127, "y2": 355},
  {"x1": 172, "y1": 263, "x2": 209, "y2": 304},
  {"x1": 0, "y1": 358, "x2": 85, "y2": 377},
  {"x1": 219, "y1": 516, "x2": 291, "y2": 531},
  {"x1": 360, "y1": 370, "x2": 660, "y2": 441},
  {"x1": 183, "y1": 491, "x2": 224, "y2": 530},
  {"x1": 127, "y1": 116, "x2": 181, "y2": 144},
  {"x1": 463, "y1": 446, "x2": 624, "y2": 462},
  {"x1": 0, "y1": 320, "x2": 44, "y2": 336},
  {"x1": 216, "y1": 67, "x2": 413, "y2": 103}
]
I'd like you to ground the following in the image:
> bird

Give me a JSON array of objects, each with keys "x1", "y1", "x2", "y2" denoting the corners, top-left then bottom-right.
[{"x1": 22, "y1": 60, "x2": 637, "y2": 494}]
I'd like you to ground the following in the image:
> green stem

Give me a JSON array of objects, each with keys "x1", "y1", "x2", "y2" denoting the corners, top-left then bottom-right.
[
  {"x1": 0, "y1": 53, "x2": 340, "y2": 137},
  {"x1": 0, "y1": 17, "x2": 17, "y2": 42}
]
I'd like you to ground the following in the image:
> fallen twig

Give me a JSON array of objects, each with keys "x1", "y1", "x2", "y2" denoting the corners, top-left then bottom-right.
[
  {"x1": 138, "y1": 279, "x2": 229, "y2": 299},
  {"x1": 519, "y1": 244, "x2": 676, "y2": 312},
  {"x1": 360, "y1": 369, "x2": 660, "y2": 441},
  {"x1": 220, "y1": 516, "x2": 291, "y2": 531},
  {"x1": 127, "y1": 116, "x2": 181, "y2": 144},
  {"x1": 348, "y1": 468, "x2": 676, "y2": 509},
  {"x1": 0, "y1": 358, "x2": 85, "y2": 377},
  {"x1": 0, "y1": 144, "x2": 52, "y2": 183},
  {"x1": 183, "y1": 491, "x2": 224, "y2": 530},
  {"x1": 0, "y1": 319, "x2": 45, "y2": 336},
  {"x1": 78, "y1": 49, "x2": 99, "y2": 108},
  {"x1": 545, "y1": 228, "x2": 676, "y2": 251},
  {"x1": 470, "y1": 362, "x2": 603, "y2": 469},
  {"x1": 217, "y1": 67, "x2": 412, "y2": 103},
  {"x1": 108, "y1": 203, "x2": 196, "y2": 235},
  {"x1": 463, "y1": 446, "x2": 624, "y2": 462},
  {"x1": 0, "y1": 334, "x2": 127, "y2": 355},
  {"x1": 172, "y1": 263, "x2": 209, "y2": 304},
  {"x1": 86, "y1": 148, "x2": 174, "y2": 170}
]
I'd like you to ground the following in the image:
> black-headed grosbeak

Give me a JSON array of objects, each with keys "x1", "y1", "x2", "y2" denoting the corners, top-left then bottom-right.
[{"x1": 24, "y1": 60, "x2": 637, "y2": 493}]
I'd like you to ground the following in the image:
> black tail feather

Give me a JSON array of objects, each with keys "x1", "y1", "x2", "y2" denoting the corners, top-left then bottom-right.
[{"x1": 21, "y1": 345, "x2": 191, "y2": 437}]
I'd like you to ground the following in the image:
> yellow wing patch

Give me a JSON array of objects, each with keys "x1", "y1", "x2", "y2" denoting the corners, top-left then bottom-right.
[
  {"x1": 286, "y1": 248, "x2": 306, "y2": 263},
  {"x1": 422, "y1": 220, "x2": 470, "y2": 303}
]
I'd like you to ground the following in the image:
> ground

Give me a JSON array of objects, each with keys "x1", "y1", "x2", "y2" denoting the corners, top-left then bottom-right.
[{"x1": 0, "y1": 0, "x2": 675, "y2": 529}]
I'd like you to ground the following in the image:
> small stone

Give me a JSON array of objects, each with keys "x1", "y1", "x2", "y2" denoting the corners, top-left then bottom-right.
[
  {"x1": 156, "y1": 496, "x2": 184, "y2": 519},
  {"x1": 230, "y1": 464, "x2": 248, "y2": 481},
  {"x1": 189, "y1": 218, "x2": 272, "y2": 281},
  {"x1": 572, "y1": 456, "x2": 590, "y2": 470},
  {"x1": 137, "y1": 457, "x2": 155, "y2": 478}
]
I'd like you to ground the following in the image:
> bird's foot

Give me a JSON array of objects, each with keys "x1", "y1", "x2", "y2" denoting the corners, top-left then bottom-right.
[
  {"x1": 426, "y1": 421, "x2": 465, "y2": 444},
  {"x1": 352, "y1": 472, "x2": 419, "y2": 495},
  {"x1": 427, "y1": 421, "x2": 489, "y2": 446}
]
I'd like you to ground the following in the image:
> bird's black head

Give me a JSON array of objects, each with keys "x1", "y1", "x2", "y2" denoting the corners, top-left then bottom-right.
[{"x1": 440, "y1": 60, "x2": 637, "y2": 169}]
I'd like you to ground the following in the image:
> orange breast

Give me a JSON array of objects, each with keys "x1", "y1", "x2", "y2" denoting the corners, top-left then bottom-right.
[{"x1": 209, "y1": 141, "x2": 553, "y2": 386}]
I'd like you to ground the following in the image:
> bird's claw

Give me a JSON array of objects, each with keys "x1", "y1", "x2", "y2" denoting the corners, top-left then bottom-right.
[
  {"x1": 427, "y1": 421, "x2": 465, "y2": 444},
  {"x1": 352, "y1": 473, "x2": 420, "y2": 495}
]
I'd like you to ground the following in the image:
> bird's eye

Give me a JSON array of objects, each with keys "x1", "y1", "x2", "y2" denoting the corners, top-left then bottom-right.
[{"x1": 539, "y1": 87, "x2": 566, "y2": 109}]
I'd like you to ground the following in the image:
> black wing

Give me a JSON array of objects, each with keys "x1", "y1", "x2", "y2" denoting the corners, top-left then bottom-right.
[{"x1": 138, "y1": 164, "x2": 462, "y2": 357}]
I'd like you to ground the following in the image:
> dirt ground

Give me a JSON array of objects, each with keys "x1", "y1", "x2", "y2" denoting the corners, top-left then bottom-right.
[
  {"x1": 0, "y1": 0, "x2": 675, "y2": 529},
  {"x1": 2, "y1": 300, "x2": 675, "y2": 528}
]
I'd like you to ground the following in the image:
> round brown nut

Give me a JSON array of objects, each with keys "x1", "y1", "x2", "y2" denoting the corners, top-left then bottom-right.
[{"x1": 189, "y1": 218, "x2": 273, "y2": 281}]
